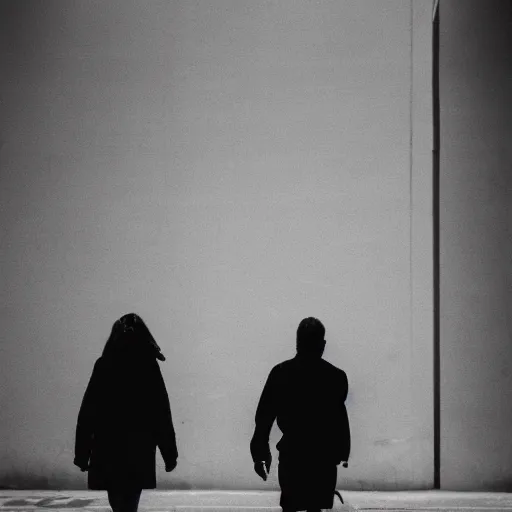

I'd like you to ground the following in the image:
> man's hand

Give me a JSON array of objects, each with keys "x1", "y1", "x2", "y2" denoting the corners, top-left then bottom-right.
[
  {"x1": 165, "y1": 460, "x2": 177, "y2": 472},
  {"x1": 254, "y1": 460, "x2": 270, "y2": 481},
  {"x1": 73, "y1": 459, "x2": 89, "y2": 472}
]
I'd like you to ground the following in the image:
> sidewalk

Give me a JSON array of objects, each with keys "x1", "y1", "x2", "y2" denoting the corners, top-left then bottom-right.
[{"x1": 1, "y1": 491, "x2": 512, "y2": 512}]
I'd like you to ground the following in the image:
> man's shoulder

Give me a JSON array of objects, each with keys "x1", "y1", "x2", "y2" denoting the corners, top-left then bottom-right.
[
  {"x1": 320, "y1": 359, "x2": 348, "y2": 380},
  {"x1": 270, "y1": 358, "x2": 347, "y2": 383},
  {"x1": 272, "y1": 358, "x2": 295, "y2": 372},
  {"x1": 93, "y1": 356, "x2": 105, "y2": 372}
]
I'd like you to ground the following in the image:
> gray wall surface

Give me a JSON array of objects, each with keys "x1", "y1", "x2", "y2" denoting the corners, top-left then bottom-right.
[
  {"x1": 0, "y1": 1, "x2": 433, "y2": 490},
  {"x1": 440, "y1": 0, "x2": 512, "y2": 491}
]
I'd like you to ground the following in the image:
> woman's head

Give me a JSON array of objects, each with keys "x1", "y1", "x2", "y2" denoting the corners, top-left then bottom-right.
[{"x1": 102, "y1": 313, "x2": 166, "y2": 361}]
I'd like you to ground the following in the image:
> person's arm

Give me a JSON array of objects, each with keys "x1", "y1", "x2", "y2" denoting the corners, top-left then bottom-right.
[
  {"x1": 74, "y1": 360, "x2": 101, "y2": 471},
  {"x1": 338, "y1": 371, "x2": 351, "y2": 466},
  {"x1": 154, "y1": 363, "x2": 178, "y2": 471},
  {"x1": 250, "y1": 366, "x2": 279, "y2": 479}
]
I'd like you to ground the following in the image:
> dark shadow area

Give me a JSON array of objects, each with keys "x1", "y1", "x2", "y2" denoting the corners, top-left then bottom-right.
[
  {"x1": 2, "y1": 498, "x2": 94, "y2": 508},
  {"x1": 0, "y1": 0, "x2": 45, "y2": 81},
  {"x1": 439, "y1": 0, "x2": 512, "y2": 490}
]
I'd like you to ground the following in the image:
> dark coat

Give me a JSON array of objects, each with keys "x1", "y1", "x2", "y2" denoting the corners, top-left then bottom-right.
[
  {"x1": 74, "y1": 354, "x2": 178, "y2": 490},
  {"x1": 251, "y1": 355, "x2": 350, "y2": 464}
]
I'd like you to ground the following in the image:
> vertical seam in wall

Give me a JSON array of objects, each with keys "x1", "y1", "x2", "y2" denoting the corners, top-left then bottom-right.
[
  {"x1": 408, "y1": 0, "x2": 415, "y2": 482},
  {"x1": 432, "y1": 3, "x2": 441, "y2": 490},
  {"x1": 409, "y1": 1, "x2": 414, "y2": 326}
]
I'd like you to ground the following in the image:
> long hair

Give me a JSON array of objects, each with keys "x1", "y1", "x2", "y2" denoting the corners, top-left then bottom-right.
[{"x1": 102, "y1": 313, "x2": 166, "y2": 361}]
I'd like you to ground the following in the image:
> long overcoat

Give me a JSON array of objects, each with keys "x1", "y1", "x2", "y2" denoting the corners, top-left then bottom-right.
[
  {"x1": 250, "y1": 355, "x2": 350, "y2": 510},
  {"x1": 74, "y1": 353, "x2": 178, "y2": 490}
]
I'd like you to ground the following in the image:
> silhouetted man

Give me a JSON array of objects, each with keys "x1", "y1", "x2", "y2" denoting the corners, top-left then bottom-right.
[{"x1": 250, "y1": 317, "x2": 350, "y2": 512}]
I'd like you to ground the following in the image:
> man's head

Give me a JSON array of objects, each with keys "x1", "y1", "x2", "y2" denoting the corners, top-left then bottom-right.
[{"x1": 296, "y1": 317, "x2": 326, "y2": 358}]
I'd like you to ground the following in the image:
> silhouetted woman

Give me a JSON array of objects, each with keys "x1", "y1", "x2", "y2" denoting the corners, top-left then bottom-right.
[{"x1": 74, "y1": 313, "x2": 178, "y2": 512}]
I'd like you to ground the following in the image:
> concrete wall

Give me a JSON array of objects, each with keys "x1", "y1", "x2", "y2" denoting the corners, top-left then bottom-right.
[
  {"x1": 439, "y1": 0, "x2": 512, "y2": 491},
  {"x1": 0, "y1": 1, "x2": 433, "y2": 490}
]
